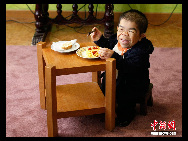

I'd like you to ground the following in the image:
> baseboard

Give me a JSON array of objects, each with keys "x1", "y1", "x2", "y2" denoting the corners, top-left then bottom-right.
[{"x1": 6, "y1": 10, "x2": 182, "y2": 26}]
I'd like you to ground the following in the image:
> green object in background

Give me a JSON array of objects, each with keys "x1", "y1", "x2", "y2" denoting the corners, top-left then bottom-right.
[{"x1": 6, "y1": 4, "x2": 182, "y2": 13}]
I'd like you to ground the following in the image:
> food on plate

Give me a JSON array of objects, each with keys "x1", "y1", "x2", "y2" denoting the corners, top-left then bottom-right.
[
  {"x1": 61, "y1": 42, "x2": 72, "y2": 50},
  {"x1": 85, "y1": 46, "x2": 100, "y2": 58}
]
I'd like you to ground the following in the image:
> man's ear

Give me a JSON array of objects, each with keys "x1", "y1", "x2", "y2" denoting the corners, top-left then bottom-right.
[{"x1": 139, "y1": 33, "x2": 146, "y2": 41}]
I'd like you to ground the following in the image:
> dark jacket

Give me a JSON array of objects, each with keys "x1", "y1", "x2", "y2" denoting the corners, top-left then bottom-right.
[{"x1": 94, "y1": 33, "x2": 154, "y2": 100}]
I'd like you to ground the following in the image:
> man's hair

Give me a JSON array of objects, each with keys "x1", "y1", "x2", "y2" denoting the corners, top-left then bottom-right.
[{"x1": 119, "y1": 9, "x2": 148, "y2": 34}]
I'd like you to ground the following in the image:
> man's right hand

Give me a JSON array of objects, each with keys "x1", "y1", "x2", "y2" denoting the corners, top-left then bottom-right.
[{"x1": 90, "y1": 27, "x2": 102, "y2": 41}]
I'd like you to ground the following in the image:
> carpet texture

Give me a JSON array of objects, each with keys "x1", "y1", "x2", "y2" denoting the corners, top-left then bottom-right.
[{"x1": 6, "y1": 45, "x2": 182, "y2": 137}]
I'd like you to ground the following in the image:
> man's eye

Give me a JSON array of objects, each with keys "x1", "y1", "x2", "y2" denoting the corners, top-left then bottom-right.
[{"x1": 129, "y1": 30, "x2": 135, "y2": 33}]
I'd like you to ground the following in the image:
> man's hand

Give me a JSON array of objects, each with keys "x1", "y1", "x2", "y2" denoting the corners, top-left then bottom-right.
[
  {"x1": 90, "y1": 27, "x2": 102, "y2": 41},
  {"x1": 98, "y1": 48, "x2": 114, "y2": 59}
]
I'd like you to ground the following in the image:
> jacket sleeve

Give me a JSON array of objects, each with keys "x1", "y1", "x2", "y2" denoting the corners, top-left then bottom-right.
[
  {"x1": 94, "y1": 35, "x2": 110, "y2": 48},
  {"x1": 94, "y1": 34, "x2": 118, "y2": 49}
]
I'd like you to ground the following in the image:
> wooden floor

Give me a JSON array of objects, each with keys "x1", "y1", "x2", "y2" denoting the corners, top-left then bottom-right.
[{"x1": 6, "y1": 11, "x2": 182, "y2": 47}]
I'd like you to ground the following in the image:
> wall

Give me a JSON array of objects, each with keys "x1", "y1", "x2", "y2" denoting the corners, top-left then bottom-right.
[{"x1": 6, "y1": 4, "x2": 182, "y2": 13}]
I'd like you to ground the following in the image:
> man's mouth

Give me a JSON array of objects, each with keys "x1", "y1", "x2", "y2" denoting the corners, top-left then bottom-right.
[{"x1": 120, "y1": 38, "x2": 130, "y2": 44}]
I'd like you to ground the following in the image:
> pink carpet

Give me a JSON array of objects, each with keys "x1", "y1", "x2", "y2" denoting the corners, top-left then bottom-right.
[{"x1": 6, "y1": 45, "x2": 182, "y2": 137}]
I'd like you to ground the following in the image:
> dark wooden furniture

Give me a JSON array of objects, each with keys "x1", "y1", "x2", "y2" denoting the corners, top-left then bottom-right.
[{"x1": 32, "y1": 4, "x2": 114, "y2": 45}]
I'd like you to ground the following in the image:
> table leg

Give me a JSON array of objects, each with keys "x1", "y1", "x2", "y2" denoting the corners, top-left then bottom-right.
[
  {"x1": 45, "y1": 65, "x2": 58, "y2": 137},
  {"x1": 105, "y1": 58, "x2": 116, "y2": 131},
  {"x1": 37, "y1": 42, "x2": 47, "y2": 109},
  {"x1": 92, "y1": 71, "x2": 101, "y2": 86}
]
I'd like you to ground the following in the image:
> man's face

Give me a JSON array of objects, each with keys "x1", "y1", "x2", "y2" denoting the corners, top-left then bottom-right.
[{"x1": 117, "y1": 19, "x2": 144, "y2": 48}]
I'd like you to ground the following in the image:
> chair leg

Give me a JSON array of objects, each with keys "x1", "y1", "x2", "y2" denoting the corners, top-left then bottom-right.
[
  {"x1": 140, "y1": 102, "x2": 147, "y2": 116},
  {"x1": 140, "y1": 94, "x2": 153, "y2": 116},
  {"x1": 147, "y1": 94, "x2": 153, "y2": 106},
  {"x1": 140, "y1": 83, "x2": 153, "y2": 116}
]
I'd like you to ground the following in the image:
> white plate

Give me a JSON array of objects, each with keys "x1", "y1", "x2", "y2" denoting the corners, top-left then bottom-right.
[
  {"x1": 76, "y1": 46, "x2": 100, "y2": 59},
  {"x1": 51, "y1": 40, "x2": 80, "y2": 53}
]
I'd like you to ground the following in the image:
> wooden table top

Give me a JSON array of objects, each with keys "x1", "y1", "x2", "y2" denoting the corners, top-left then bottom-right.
[{"x1": 42, "y1": 42, "x2": 106, "y2": 71}]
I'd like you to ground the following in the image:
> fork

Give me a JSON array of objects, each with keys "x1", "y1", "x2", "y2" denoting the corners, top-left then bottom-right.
[{"x1": 87, "y1": 29, "x2": 96, "y2": 36}]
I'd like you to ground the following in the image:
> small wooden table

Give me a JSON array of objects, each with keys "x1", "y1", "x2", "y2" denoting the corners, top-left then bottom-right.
[{"x1": 37, "y1": 42, "x2": 116, "y2": 132}]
